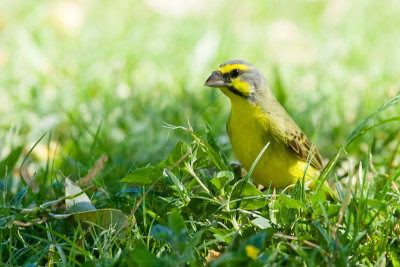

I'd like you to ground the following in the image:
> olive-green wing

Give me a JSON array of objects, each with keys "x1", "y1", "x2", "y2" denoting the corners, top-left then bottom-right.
[
  {"x1": 285, "y1": 128, "x2": 323, "y2": 170},
  {"x1": 261, "y1": 97, "x2": 324, "y2": 170}
]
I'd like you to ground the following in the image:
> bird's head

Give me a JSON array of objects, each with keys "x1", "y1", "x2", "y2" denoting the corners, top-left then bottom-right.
[{"x1": 205, "y1": 60, "x2": 266, "y2": 103}]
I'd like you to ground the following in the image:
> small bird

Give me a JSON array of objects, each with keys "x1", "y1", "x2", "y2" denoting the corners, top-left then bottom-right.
[{"x1": 205, "y1": 60, "x2": 323, "y2": 189}]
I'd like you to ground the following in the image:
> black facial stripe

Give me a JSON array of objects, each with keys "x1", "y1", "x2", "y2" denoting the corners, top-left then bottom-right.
[{"x1": 228, "y1": 86, "x2": 246, "y2": 98}]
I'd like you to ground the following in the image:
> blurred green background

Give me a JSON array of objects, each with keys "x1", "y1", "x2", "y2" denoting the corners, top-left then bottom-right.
[{"x1": 1, "y1": 0, "x2": 399, "y2": 186}]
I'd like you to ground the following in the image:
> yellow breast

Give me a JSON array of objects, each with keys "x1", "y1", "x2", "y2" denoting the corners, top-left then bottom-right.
[{"x1": 225, "y1": 90, "x2": 319, "y2": 189}]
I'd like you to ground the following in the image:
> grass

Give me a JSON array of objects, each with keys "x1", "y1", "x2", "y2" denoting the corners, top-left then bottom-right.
[{"x1": 1, "y1": 0, "x2": 400, "y2": 266}]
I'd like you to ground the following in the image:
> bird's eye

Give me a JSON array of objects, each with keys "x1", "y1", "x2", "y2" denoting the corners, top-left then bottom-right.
[{"x1": 230, "y1": 69, "x2": 240, "y2": 78}]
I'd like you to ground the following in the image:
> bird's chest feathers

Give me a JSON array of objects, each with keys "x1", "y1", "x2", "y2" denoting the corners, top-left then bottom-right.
[
  {"x1": 227, "y1": 99, "x2": 274, "y2": 168},
  {"x1": 226, "y1": 99, "x2": 308, "y2": 187}
]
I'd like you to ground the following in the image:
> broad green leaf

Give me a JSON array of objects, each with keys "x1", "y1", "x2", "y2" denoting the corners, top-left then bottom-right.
[
  {"x1": 231, "y1": 180, "x2": 262, "y2": 197},
  {"x1": 251, "y1": 217, "x2": 271, "y2": 229},
  {"x1": 211, "y1": 176, "x2": 227, "y2": 192},
  {"x1": 51, "y1": 208, "x2": 128, "y2": 235},
  {"x1": 211, "y1": 171, "x2": 234, "y2": 192},
  {"x1": 312, "y1": 201, "x2": 328, "y2": 219},
  {"x1": 120, "y1": 166, "x2": 158, "y2": 185},
  {"x1": 190, "y1": 131, "x2": 228, "y2": 171},
  {"x1": 364, "y1": 198, "x2": 386, "y2": 206},
  {"x1": 164, "y1": 169, "x2": 190, "y2": 203},
  {"x1": 168, "y1": 209, "x2": 187, "y2": 236},
  {"x1": 128, "y1": 240, "x2": 164, "y2": 267},
  {"x1": 311, "y1": 189, "x2": 326, "y2": 205},
  {"x1": 230, "y1": 180, "x2": 267, "y2": 210},
  {"x1": 151, "y1": 224, "x2": 174, "y2": 242},
  {"x1": 278, "y1": 194, "x2": 306, "y2": 210},
  {"x1": 209, "y1": 228, "x2": 234, "y2": 244},
  {"x1": 167, "y1": 141, "x2": 192, "y2": 166},
  {"x1": 72, "y1": 209, "x2": 127, "y2": 230},
  {"x1": 189, "y1": 143, "x2": 213, "y2": 170},
  {"x1": 326, "y1": 204, "x2": 341, "y2": 217},
  {"x1": 191, "y1": 230, "x2": 204, "y2": 247},
  {"x1": 389, "y1": 249, "x2": 400, "y2": 267},
  {"x1": 217, "y1": 171, "x2": 234, "y2": 182}
]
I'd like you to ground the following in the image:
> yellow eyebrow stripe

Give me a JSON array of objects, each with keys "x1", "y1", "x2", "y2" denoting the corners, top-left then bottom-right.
[{"x1": 217, "y1": 63, "x2": 251, "y2": 74}]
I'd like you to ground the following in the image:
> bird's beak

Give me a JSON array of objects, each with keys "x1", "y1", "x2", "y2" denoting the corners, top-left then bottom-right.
[{"x1": 205, "y1": 71, "x2": 225, "y2": 87}]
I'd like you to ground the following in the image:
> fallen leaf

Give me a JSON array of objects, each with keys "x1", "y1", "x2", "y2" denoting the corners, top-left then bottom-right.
[
  {"x1": 65, "y1": 178, "x2": 96, "y2": 212},
  {"x1": 13, "y1": 217, "x2": 47, "y2": 227},
  {"x1": 77, "y1": 154, "x2": 108, "y2": 187},
  {"x1": 51, "y1": 176, "x2": 129, "y2": 236}
]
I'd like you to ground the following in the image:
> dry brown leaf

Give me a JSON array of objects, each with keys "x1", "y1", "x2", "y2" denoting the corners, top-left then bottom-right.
[
  {"x1": 206, "y1": 249, "x2": 221, "y2": 263},
  {"x1": 77, "y1": 154, "x2": 108, "y2": 187},
  {"x1": 20, "y1": 162, "x2": 39, "y2": 193},
  {"x1": 13, "y1": 217, "x2": 47, "y2": 227}
]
